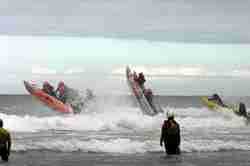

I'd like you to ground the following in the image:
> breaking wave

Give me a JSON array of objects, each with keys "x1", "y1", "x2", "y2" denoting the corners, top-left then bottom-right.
[{"x1": 2, "y1": 106, "x2": 250, "y2": 153}]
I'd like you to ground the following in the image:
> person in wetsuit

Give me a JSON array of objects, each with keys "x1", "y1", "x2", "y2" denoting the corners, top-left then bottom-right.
[
  {"x1": 160, "y1": 112, "x2": 181, "y2": 155},
  {"x1": 55, "y1": 81, "x2": 67, "y2": 103},
  {"x1": 134, "y1": 72, "x2": 146, "y2": 89},
  {"x1": 208, "y1": 94, "x2": 227, "y2": 107},
  {"x1": 0, "y1": 119, "x2": 11, "y2": 162},
  {"x1": 42, "y1": 81, "x2": 56, "y2": 97},
  {"x1": 237, "y1": 102, "x2": 247, "y2": 117}
]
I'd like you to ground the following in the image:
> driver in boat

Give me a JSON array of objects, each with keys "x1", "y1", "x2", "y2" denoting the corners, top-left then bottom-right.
[
  {"x1": 55, "y1": 81, "x2": 66, "y2": 103},
  {"x1": 42, "y1": 81, "x2": 56, "y2": 97},
  {"x1": 208, "y1": 93, "x2": 227, "y2": 107},
  {"x1": 237, "y1": 102, "x2": 248, "y2": 118},
  {"x1": 133, "y1": 72, "x2": 146, "y2": 90}
]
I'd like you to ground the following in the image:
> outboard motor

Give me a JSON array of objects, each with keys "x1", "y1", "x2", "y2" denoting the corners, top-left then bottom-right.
[{"x1": 239, "y1": 102, "x2": 247, "y2": 117}]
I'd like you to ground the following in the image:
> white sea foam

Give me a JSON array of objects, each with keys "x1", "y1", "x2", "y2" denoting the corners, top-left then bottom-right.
[
  {"x1": 1, "y1": 106, "x2": 250, "y2": 153},
  {"x1": 12, "y1": 137, "x2": 250, "y2": 153},
  {"x1": 0, "y1": 107, "x2": 161, "y2": 132},
  {"x1": 182, "y1": 139, "x2": 250, "y2": 152},
  {"x1": 14, "y1": 138, "x2": 148, "y2": 153},
  {"x1": 1, "y1": 106, "x2": 246, "y2": 132}
]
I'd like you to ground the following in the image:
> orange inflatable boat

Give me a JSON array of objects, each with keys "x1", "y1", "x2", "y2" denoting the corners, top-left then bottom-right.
[{"x1": 24, "y1": 80, "x2": 74, "y2": 113}]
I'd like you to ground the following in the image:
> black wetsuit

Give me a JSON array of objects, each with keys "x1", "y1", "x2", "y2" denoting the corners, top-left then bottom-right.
[
  {"x1": 160, "y1": 119, "x2": 181, "y2": 155},
  {"x1": 237, "y1": 103, "x2": 250, "y2": 122}
]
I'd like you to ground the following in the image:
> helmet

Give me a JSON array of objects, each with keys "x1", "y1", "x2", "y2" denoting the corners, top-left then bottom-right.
[
  {"x1": 0, "y1": 119, "x2": 3, "y2": 127},
  {"x1": 166, "y1": 111, "x2": 175, "y2": 119},
  {"x1": 58, "y1": 81, "x2": 64, "y2": 86},
  {"x1": 213, "y1": 94, "x2": 219, "y2": 98},
  {"x1": 44, "y1": 81, "x2": 49, "y2": 85}
]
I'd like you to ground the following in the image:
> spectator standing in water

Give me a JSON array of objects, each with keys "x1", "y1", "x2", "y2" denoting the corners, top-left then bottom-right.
[
  {"x1": 160, "y1": 111, "x2": 181, "y2": 155},
  {"x1": 0, "y1": 119, "x2": 11, "y2": 162}
]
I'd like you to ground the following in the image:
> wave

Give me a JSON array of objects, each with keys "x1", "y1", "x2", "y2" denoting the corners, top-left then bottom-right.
[
  {"x1": 1, "y1": 106, "x2": 246, "y2": 132},
  {"x1": 2, "y1": 106, "x2": 250, "y2": 153},
  {"x1": 0, "y1": 107, "x2": 160, "y2": 132},
  {"x1": 13, "y1": 138, "x2": 250, "y2": 153}
]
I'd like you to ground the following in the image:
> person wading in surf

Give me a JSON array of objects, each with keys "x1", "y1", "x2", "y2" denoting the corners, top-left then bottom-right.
[
  {"x1": 160, "y1": 111, "x2": 181, "y2": 155},
  {"x1": 0, "y1": 119, "x2": 11, "y2": 162}
]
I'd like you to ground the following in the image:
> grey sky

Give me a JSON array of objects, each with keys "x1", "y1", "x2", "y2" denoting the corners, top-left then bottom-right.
[
  {"x1": 1, "y1": 0, "x2": 250, "y2": 95},
  {"x1": 1, "y1": 0, "x2": 250, "y2": 43}
]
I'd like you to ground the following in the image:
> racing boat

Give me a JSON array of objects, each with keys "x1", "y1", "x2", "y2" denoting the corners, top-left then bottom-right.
[
  {"x1": 200, "y1": 96, "x2": 222, "y2": 111},
  {"x1": 126, "y1": 66, "x2": 163, "y2": 116},
  {"x1": 201, "y1": 96, "x2": 250, "y2": 121},
  {"x1": 24, "y1": 80, "x2": 74, "y2": 114}
]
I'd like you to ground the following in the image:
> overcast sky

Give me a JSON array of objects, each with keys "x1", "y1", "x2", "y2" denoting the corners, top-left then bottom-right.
[
  {"x1": 1, "y1": 0, "x2": 250, "y2": 43},
  {"x1": 1, "y1": 0, "x2": 250, "y2": 95},
  {"x1": 1, "y1": 36, "x2": 250, "y2": 95}
]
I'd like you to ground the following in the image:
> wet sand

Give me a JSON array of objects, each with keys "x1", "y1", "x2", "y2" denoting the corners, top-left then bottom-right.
[{"x1": 1, "y1": 150, "x2": 250, "y2": 166}]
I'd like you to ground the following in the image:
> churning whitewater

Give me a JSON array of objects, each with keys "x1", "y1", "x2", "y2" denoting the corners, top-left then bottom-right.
[{"x1": 1, "y1": 96, "x2": 250, "y2": 154}]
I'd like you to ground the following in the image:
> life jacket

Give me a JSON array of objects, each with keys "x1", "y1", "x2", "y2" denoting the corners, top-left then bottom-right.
[
  {"x1": 58, "y1": 85, "x2": 65, "y2": 94},
  {"x1": 43, "y1": 82, "x2": 55, "y2": 97},
  {"x1": 138, "y1": 73, "x2": 145, "y2": 83},
  {"x1": 162, "y1": 120, "x2": 167, "y2": 126},
  {"x1": 133, "y1": 71, "x2": 138, "y2": 82},
  {"x1": 167, "y1": 123, "x2": 178, "y2": 135},
  {"x1": 161, "y1": 119, "x2": 181, "y2": 155},
  {"x1": 162, "y1": 120, "x2": 179, "y2": 135},
  {"x1": 57, "y1": 82, "x2": 65, "y2": 95},
  {"x1": 144, "y1": 89, "x2": 152, "y2": 97},
  {"x1": 0, "y1": 128, "x2": 10, "y2": 145},
  {"x1": 162, "y1": 120, "x2": 170, "y2": 130}
]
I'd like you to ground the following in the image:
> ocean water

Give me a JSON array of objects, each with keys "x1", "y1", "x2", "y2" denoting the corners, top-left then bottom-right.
[
  {"x1": 1, "y1": 0, "x2": 250, "y2": 164},
  {"x1": 1, "y1": 95, "x2": 250, "y2": 155}
]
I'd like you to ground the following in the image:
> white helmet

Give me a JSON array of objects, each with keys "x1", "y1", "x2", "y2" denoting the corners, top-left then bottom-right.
[{"x1": 166, "y1": 111, "x2": 175, "y2": 119}]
